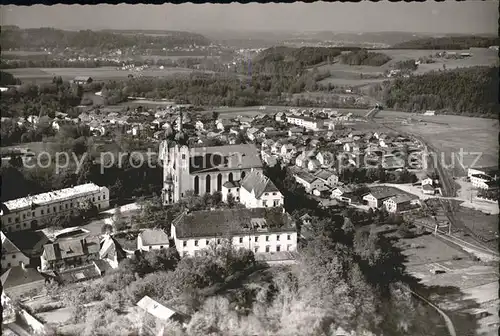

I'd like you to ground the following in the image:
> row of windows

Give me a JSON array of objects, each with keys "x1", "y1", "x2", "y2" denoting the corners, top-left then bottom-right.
[
  {"x1": 262, "y1": 200, "x2": 281, "y2": 207},
  {"x1": 185, "y1": 234, "x2": 293, "y2": 247},
  {"x1": 6, "y1": 194, "x2": 106, "y2": 223},
  {"x1": 1, "y1": 254, "x2": 18, "y2": 260},
  {"x1": 255, "y1": 244, "x2": 293, "y2": 253}
]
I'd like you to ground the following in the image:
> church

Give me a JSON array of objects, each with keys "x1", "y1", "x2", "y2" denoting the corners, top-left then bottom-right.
[{"x1": 159, "y1": 114, "x2": 263, "y2": 205}]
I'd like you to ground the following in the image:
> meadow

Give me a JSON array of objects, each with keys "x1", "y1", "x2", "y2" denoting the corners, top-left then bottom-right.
[
  {"x1": 4, "y1": 66, "x2": 197, "y2": 83},
  {"x1": 316, "y1": 48, "x2": 498, "y2": 87}
]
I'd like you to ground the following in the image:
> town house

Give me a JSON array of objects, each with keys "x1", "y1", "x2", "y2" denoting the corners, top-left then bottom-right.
[{"x1": 239, "y1": 170, "x2": 284, "y2": 208}]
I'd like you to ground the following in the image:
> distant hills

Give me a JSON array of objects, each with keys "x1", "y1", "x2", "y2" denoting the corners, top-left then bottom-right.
[
  {"x1": 0, "y1": 26, "x2": 211, "y2": 50},
  {"x1": 391, "y1": 36, "x2": 500, "y2": 50}
]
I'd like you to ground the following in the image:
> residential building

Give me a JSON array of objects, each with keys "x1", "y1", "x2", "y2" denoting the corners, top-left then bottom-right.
[
  {"x1": 288, "y1": 127, "x2": 303, "y2": 137},
  {"x1": 99, "y1": 235, "x2": 126, "y2": 270},
  {"x1": 295, "y1": 152, "x2": 309, "y2": 168},
  {"x1": 137, "y1": 229, "x2": 170, "y2": 252},
  {"x1": 1, "y1": 232, "x2": 30, "y2": 269},
  {"x1": 221, "y1": 181, "x2": 241, "y2": 203},
  {"x1": 467, "y1": 167, "x2": 498, "y2": 180},
  {"x1": 331, "y1": 186, "x2": 355, "y2": 203},
  {"x1": 315, "y1": 169, "x2": 339, "y2": 187},
  {"x1": 0, "y1": 183, "x2": 110, "y2": 232},
  {"x1": 422, "y1": 184, "x2": 435, "y2": 195},
  {"x1": 286, "y1": 115, "x2": 324, "y2": 130},
  {"x1": 159, "y1": 138, "x2": 263, "y2": 204},
  {"x1": 275, "y1": 112, "x2": 287, "y2": 122},
  {"x1": 246, "y1": 127, "x2": 260, "y2": 141},
  {"x1": 307, "y1": 159, "x2": 321, "y2": 172},
  {"x1": 260, "y1": 150, "x2": 278, "y2": 167},
  {"x1": 40, "y1": 227, "x2": 100, "y2": 273},
  {"x1": 293, "y1": 170, "x2": 325, "y2": 192},
  {"x1": 362, "y1": 188, "x2": 399, "y2": 209},
  {"x1": 239, "y1": 170, "x2": 284, "y2": 208},
  {"x1": 312, "y1": 184, "x2": 331, "y2": 198},
  {"x1": 171, "y1": 207, "x2": 297, "y2": 257},
  {"x1": 470, "y1": 174, "x2": 493, "y2": 189},
  {"x1": 1, "y1": 266, "x2": 46, "y2": 298},
  {"x1": 5, "y1": 231, "x2": 50, "y2": 269},
  {"x1": 383, "y1": 195, "x2": 421, "y2": 213}
]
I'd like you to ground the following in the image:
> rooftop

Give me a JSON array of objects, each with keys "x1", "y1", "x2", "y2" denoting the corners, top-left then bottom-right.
[
  {"x1": 1, "y1": 232, "x2": 22, "y2": 255},
  {"x1": 240, "y1": 170, "x2": 280, "y2": 199},
  {"x1": 2, "y1": 183, "x2": 106, "y2": 213},
  {"x1": 173, "y1": 208, "x2": 296, "y2": 239},
  {"x1": 386, "y1": 194, "x2": 418, "y2": 204},
  {"x1": 58, "y1": 263, "x2": 101, "y2": 283},
  {"x1": 137, "y1": 296, "x2": 187, "y2": 322},
  {"x1": 1, "y1": 266, "x2": 45, "y2": 289},
  {"x1": 223, "y1": 180, "x2": 241, "y2": 189},
  {"x1": 365, "y1": 186, "x2": 400, "y2": 200},
  {"x1": 43, "y1": 236, "x2": 100, "y2": 262},
  {"x1": 189, "y1": 144, "x2": 263, "y2": 174},
  {"x1": 138, "y1": 229, "x2": 170, "y2": 246}
]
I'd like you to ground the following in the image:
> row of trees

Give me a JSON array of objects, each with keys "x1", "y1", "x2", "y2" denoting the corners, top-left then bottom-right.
[
  {"x1": 339, "y1": 49, "x2": 392, "y2": 66},
  {"x1": 391, "y1": 35, "x2": 499, "y2": 50},
  {"x1": 368, "y1": 66, "x2": 499, "y2": 117}
]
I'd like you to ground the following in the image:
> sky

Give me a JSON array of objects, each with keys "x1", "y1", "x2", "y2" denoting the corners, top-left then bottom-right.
[{"x1": 1, "y1": 2, "x2": 498, "y2": 34}]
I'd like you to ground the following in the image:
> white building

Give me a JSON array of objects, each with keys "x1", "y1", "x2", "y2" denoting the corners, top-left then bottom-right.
[
  {"x1": 293, "y1": 171, "x2": 325, "y2": 193},
  {"x1": 171, "y1": 208, "x2": 297, "y2": 258},
  {"x1": 239, "y1": 170, "x2": 284, "y2": 208},
  {"x1": 286, "y1": 115, "x2": 324, "y2": 131},
  {"x1": 470, "y1": 174, "x2": 493, "y2": 189},
  {"x1": 159, "y1": 139, "x2": 263, "y2": 205},
  {"x1": 1, "y1": 232, "x2": 30, "y2": 269},
  {"x1": 1, "y1": 183, "x2": 110, "y2": 233},
  {"x1": 137, "y1": 229, "x2": 170, "y2": 252},
  {"x1": 383, "y1": 195, "x2": 420, "y2": 213},
  {"x1": 221, "y1": 181, "x2": 241, "y2": 203}
]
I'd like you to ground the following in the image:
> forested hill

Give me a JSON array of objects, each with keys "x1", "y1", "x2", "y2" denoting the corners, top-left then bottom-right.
[
  {"x1": 371, "y1": 66, "x2": 499, "y2": 118},
  {"x1": 391, "y1": 36, "x2": 499, "y2": 50},
  {"x1": 251, "y1": 46, "x2": 360, "y2": 76},
  {"x1": 0, "y1": 26, "x2": 211, "y2": 50}
]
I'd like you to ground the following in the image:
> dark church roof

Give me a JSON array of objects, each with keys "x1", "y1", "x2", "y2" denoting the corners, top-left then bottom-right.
[{"x1": 189, "y1": 144, "x2": 262, "y2": 174}]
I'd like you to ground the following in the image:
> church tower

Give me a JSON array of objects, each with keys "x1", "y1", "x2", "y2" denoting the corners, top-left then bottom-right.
[{"x1": 161, "y1": 109, "x2": 190, "y2": 205}]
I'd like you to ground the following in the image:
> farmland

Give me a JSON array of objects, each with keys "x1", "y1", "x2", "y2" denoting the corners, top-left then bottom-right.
[
  {"x1": 4, "y1": 66, "x2": 198, "y2": 83},
  {"x1": 315, "y1": 47, "x2": 498, "y2": 88}
]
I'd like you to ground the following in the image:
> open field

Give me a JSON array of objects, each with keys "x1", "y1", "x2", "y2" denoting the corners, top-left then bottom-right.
[
  {"x1": 139, "y1": 55, "x2": 220, "y2": 61},
  {"x1": 4, "y1": 66, "x2": 198, "y2": 83},
  {"x1": 344, "y1": 109, "x2": 498, "y2": 171},
  {"x1": 318, "y1": 77, "x2": 387, "y2": 87},
  {"x1": 399, "y1": 234, "x2": 499, "y2": 336},
  {"x1": 2, "y1": 50, "x2": 51, "y2": 56},
  {"x1": 316, "y1": 48, "x2": 497, "y2": 88}
]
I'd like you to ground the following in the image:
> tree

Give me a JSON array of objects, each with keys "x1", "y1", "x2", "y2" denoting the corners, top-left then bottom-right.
[
  {"x1": 101, "y1": 223, "x2": 113, "y2": 235},
  {"x1": 113, "y1": 205, "x2": 126, "y2": 231}
]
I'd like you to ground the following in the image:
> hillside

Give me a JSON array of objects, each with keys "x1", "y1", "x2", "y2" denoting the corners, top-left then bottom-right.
[
  {"x1": 0, "y1": 26, "x2": 211, "y2": 50},
  {"x1": 391, "y1": 36, "x2": 499, "y2": 50},
  {"x1": 369, "y1": 66, "x2": 499, "y2": 117},
  {"x1": 339, "y1": 49, "x2": 391, "y2": 66},
  {"x1": 251, "y1": 46, "x2": 360, "y2": 75}
]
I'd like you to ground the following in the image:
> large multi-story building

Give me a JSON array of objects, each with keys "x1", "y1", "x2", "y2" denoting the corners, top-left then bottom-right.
[
  {"x1": 0, "y1": 183, "x2": 109, "y2": 233},
  {"x1": 286, "y1": 115, "x2": 324, "y2": 131},
  {"x1": 159, "y1": 140, "x2": 263, "y2": 205},
  {"x1": 171, "y1": 207, "x2": 297, "y2": 258}
]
